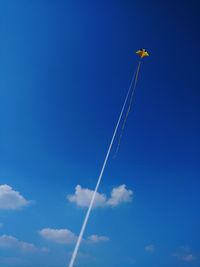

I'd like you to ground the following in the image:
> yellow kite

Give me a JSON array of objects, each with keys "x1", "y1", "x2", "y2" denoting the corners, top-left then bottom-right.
[{"x1": 136, "y1": 49, "x2": 149, "y2": 58}]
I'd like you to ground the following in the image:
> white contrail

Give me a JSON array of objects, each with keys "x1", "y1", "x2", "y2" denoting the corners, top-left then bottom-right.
[{"x1": 68, "y1": 64, "x2": 139, "y2": 267}]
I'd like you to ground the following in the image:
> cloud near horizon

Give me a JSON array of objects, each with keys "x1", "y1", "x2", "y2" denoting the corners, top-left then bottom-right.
[
  {"x1": 67, "y1": 184, "x2": 133, "y2": 208},
  {"x1": 39, "y1": 228, "x2": 109, "y2": 245},
  {"x1": 0, "y1": 235, "x2": 47, "y2": 253},
  {"x1": 0, "y1": 184, "x2": 30, "y2": 210}
]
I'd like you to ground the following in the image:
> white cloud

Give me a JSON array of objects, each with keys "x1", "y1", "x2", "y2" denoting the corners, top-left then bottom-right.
[
  {"x1": 39, "y1": 228, "x2": 77, "y2": 244},
  {"x1": 40, "y1": 228, "x2": 109, "y2": 245},
  {"x1": 67, "y1": 184, "x2": 133, "y2": 208},
  {"x1": 87, "y1": 235, "x2": 109, "y2": 243},
  {"x1": 144, "y1": 244, "x2": 155, "y2": 253},
  {"x1": 0, "y1": 235, "x2": 46, "y2": 253},
  {"x1": 0, "y1": 184, "x2": 30, "y2": 210},
  {"x1": 67, "y1": 185, "x2": 107, "y2": 208},
  {"x1": 106, "y1": 184, "x2": 133, "y2": 207}
]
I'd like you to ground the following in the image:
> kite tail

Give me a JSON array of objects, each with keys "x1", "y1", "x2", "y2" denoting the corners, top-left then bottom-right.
[{"x1": 114, "y1": 60, "x2": 141, "y2": 158}]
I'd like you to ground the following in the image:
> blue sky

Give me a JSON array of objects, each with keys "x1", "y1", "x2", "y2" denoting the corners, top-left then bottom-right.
[{"x1": 0, "y1": 0, "x2": 199, "y2": 266}]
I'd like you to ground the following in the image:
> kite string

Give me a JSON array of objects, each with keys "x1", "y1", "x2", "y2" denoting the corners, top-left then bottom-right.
[
  {"x1": 67, "y1": 66, "x2": 138, "y2": 267},
  {"x1": 114, "y1": 60, "x2": 141, "y2": 157}
]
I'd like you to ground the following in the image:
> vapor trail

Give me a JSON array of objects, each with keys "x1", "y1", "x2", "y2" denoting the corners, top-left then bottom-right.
[{"x1": 68, "y1": 65, "x2": 138, "y2": 267}]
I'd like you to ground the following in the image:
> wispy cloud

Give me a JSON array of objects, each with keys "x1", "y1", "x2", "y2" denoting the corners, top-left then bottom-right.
[
  {"x1": 0, "y1": 184, "x2": 30, "y2": 210},
  {"x1": 181, "y1": 254, "x2": 196, "y2": 262},
  {"x1": 144, "y1": 244, "x2": 155, "y2": 253},
  {"x1": 67, "y1": 184, "x2": 133, "y2": 208},
  {"x1": 173, "y1": 246, "x2": 197, "y2": 262},
  {"x1": 86, "y1": 235, "x2": 109, "y2": 243},
  {"x1": 0, "y1": 234, "x2": 47, "y2": 253},
  {"x1": 39, "y1": 228, "x2": 109, "y2": 245},
  {"x1": 0, "y1": 223, "x2": 3, "y2": 228},
  {"x1": 0, "y1": 256, "x2": 25, "y2": 266}
]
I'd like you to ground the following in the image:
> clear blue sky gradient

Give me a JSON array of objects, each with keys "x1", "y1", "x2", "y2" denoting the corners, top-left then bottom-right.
[{"x1": 0, "y1": 1, "x2": 199, "y2": 267}]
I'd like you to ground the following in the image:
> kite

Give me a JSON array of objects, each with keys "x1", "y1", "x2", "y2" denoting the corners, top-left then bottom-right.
[{"x1": 136, "y1": 48, "x2": 149, "y2": 58}]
